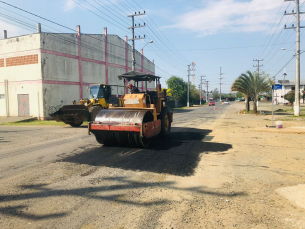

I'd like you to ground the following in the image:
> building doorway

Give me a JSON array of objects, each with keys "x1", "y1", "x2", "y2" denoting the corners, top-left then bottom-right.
[{"x1": 18, "y1": 94, "x2": 30, "y2": 116}]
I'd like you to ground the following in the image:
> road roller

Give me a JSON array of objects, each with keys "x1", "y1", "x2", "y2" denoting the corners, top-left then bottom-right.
[{"x1": 88, "y1": 71, "x2": 173, "y2": 148}]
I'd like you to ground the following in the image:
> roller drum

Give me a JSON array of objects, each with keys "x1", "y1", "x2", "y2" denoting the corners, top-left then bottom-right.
[
  {"x1": 91, "y1": 109, "x2": 153, "y2": 148},
  {"x1": 95, "y1": 109, "x2": 151, "y2": 124}
]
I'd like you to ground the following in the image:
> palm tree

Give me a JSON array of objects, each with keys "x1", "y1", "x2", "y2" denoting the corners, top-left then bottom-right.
[
  {"x1": 231, "y1": 71, "x2": 252, "y2": 112},
  {"x1": 231, "y1": 71, "x2": 270, "y2": 113}
]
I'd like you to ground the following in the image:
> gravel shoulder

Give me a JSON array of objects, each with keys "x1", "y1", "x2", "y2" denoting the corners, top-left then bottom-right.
[{"x1": 0, "y1": 103, "x2": 305, "y2": 228}]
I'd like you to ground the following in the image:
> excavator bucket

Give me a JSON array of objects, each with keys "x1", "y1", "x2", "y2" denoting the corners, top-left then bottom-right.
[
  {"x1": 89, "y1": 109, "x2": 161, "y2": 148},
  {"x1": 50, "y1": 105, "x2": 89, "y2": 126}
]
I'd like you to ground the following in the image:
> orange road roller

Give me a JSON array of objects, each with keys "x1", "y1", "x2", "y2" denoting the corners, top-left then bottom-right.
[{"x1": 88, "y1": 71, "x2": 173, "y2": 148}]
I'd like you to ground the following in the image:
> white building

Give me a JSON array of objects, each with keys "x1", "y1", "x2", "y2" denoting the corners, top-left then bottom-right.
[
  {"x1": 0, "y1": 25, "x2": 155, "y2": 119},
  {"x1": 273, "y1": 80, "x2": 305, "y2": 104}
]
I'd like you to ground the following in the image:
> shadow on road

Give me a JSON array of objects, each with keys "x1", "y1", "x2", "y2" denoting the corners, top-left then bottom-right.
[
  {"x1": 262, "y1": 111, "x2": 292, "y2": 116},
  {"x1": 60, "y1": 127, "x2": 232, "y2": 177},
  {"x1": 0, "y1": 137, "x2": 9, "y2": 143},
  {"x1": 172, "y1": 108, "x2": 195, "y2": 114},
  {"x1": 0, "y1": 176, "x2": 245, "y2": 221}
]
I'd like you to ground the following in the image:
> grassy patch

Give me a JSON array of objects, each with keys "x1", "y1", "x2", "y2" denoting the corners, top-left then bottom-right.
[
  {"x1": 0, "y1": 120, "x2": 88, "y2": 126},
  {"x1": 239, "y1": 109, "x2": 262, "y2": 115}
]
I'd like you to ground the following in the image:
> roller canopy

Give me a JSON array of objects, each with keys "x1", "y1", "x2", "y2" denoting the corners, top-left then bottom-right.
[{"x1": 118, "y1": 71, "x2": 160, "y2": 81}]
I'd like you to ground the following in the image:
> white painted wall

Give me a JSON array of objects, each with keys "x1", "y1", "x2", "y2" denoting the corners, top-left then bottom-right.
[
  {"x1": 273, "y1": 84, "x2": 305, "y2": 104},
  {"x1": 0, "y1": 94, "x2": 6, "y2": 116},
  {"x1": 0, "y1": 33, "x2": 41, "y2": 55},
  {"x1": 5, "y1": 83, "x2": 43, "y2": 117},
  {"x1": 0, "y1": 34, "x2": 42, "y2": 117}
]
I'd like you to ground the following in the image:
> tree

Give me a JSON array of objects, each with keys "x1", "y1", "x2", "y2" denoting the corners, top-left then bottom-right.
[
  {"x1": 231, "y1": 71, "x2": 270, "y2": 113},
  {"x1": 212, "y1": 88, "x2": 219, "y2": 100},
  {"x1": 231, "y1": 72, "x2": 252, "y2": 111},
  {"x1": 236, "y1": 91, "x2": 244, "y2": 99},
  {"x1": 166, "y1": 76, "x2": 188, "y2": 102},
  {"x1": 284, "y1": 90, "x2": 302, "y2": 105},
  {"x1": 190, "y1": 84, "x2": 200, "y2": 102}
]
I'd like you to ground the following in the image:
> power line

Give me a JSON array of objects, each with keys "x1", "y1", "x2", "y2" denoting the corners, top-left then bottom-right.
[
  {"x1": 122, "y1": 0, "x2": 204, "y2": 76},
  {"x1": 0, "y1": 7, "x2": 172, "y2": 80},
  {"x1": 254, "y1": 2, "x2": 287, "y2": 59}
]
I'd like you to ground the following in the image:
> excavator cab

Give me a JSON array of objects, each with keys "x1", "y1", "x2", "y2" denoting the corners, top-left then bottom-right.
[{"x1": 89, "y1": 84, "x2": 111, "y2": 100}]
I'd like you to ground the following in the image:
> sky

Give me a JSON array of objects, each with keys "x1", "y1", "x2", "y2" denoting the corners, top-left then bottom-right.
[{"x1": 0, "y1": 0, "x2": 304, "y2": 93}]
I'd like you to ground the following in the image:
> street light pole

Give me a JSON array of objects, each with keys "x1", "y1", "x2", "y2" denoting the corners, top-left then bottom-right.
[{"x1": 142, "y1": 40, "x2": 153, "y2": 49}]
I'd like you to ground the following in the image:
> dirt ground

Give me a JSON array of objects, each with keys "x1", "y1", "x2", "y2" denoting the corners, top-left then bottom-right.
[{"x1": 0, "y1": 102, "x2": 305, "y2": 228}]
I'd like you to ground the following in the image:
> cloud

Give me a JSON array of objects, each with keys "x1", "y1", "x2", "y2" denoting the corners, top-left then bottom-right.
[
  {"x1": 0, "y1": 21, "x2": 29, "y2": 39},
  {"x1": 63, "y1": 0, "x2": 76, "y2": 12},
  {"x1": 168, "y1": 0, "x2": 283, "y2": 36}
]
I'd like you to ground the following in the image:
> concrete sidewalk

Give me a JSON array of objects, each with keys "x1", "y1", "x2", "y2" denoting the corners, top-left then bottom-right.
[{"x1": 0, "y1": 116, "x2": 37, "y2": 124}]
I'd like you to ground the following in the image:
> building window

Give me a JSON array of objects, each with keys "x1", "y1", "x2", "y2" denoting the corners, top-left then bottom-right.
[
  {"x1": 0, "y1": 94, "x2": 5, "y2": 99},
  {"x1": 292, "y1": 87, "x2": 295, "y2": 90}
]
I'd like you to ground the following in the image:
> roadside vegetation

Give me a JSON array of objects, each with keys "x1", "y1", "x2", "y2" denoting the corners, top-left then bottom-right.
[{"x1": 231, "y1": 71, "x2": 271, "y2": 113}]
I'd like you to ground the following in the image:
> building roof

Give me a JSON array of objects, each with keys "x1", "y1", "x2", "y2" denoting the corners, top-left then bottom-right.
[
  {"x1": 118, "y1": 71, "x2": 160, "y2": 81},
  {"x1": 277, "y1": 80, "x2": 305, "y2": 86}
]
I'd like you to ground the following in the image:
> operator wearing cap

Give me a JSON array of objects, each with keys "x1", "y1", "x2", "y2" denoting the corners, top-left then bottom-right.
[{"x1": 127, "y1": 83, "x2": 140, "y2": 94}]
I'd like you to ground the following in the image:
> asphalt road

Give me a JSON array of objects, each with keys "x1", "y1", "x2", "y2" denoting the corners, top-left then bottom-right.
[{"x1": 0, "y1": 102, "x2": 231, "y2": 228}]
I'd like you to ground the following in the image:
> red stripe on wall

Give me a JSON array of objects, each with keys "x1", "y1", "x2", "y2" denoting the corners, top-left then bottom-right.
[
  {"x1": 77, "y1": 25, "x2": 83, "y2": 99},
  {"x1": 104, "y1": 28, "x2": 108, "y2": 85},
  {"x1": 41, "y1": 49, "x2": 78, "y2": 59},
  {"x1": 81, "y1": 57, "x2": 106, "y2": 65},
  {"x1": 0, "y1": 80, "x2": 80, "y2": 85},
  {"x1": 43, "y1": 80, "x2": 80, "y2": 85},
  {"x1": 108, "y1": 63, "x2": 126, "y2": 69},
  {"x1": 125, "y1": 36, "x2": 129, "y2": 94},
  {"x1": 141, "y1": 49, "x2": 144, "y2": 91},
  {"x1": 0, "y1": 49, "x2": 40, "y2": 58},
  {"x1": 0, "y1": 80, "x2": 156, "y2": 92},
  {"x1": 40, "y1": 48, "x2": 154, "y2": 75}
]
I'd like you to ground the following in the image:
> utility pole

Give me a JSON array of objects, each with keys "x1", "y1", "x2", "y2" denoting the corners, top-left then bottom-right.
[
  {"x1": 187, "y1": 63, "x2": 195, "y2": 107},
  {"x1": 200, "y1": 75, "x2": 206, "y2": 105},
  {"x1": 253, "y1": 59, "x2": 263, "y2": 76},
  {"x1": 205, "y1": 81, "x2": 209, "y2": 102},
  {"x1": 128, "y1": 11, "x2": 146, "y2": 71},
  {"x1": 219, "y1": 67, "x2": 223, "y2": 101},
  {"x1": 284, "y1": 0, "x2": 304, "y2": 116},
  {"x1": 199, "y1": 84, "x2": 201, "y2": 105},
  {"x1": 187, "y1": 64, "x2": 191, "y2": 107},
  {"x1": 191, "y1": 62, "x2": 196, "y2": 82},
  {"x1": 283, "y1": 68, "x2": 287, "y2": 104}
]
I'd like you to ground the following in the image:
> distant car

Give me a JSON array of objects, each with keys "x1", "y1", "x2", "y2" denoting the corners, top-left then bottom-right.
[
  {"x1": 224, "y1": 101, "x2": 229, "y2": 104},
  {"x1": 209, "y1": 101, "x2": 215, "y2": 106}
]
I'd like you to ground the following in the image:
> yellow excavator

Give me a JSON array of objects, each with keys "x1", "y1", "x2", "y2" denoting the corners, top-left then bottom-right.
[{"x1": 50, "y1": 84, "x2": 121, "y2": 127}]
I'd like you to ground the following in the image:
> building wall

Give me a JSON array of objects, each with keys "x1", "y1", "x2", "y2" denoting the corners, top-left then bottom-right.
[
  {"x1": 0, "y1": 28, "x2": 156, "y2": 118},
  {"x1": 273, "y1": 84, "x2": 305, "y2": 104},
  {"x1": 39, "y1": 29, "x2": 155, "y2": 117},
  {"x1": 0, "y1": 33, "x2": 43, "y2": 117},
  {"x1": 43, "y1": 84, "x2": 79, "y2": 116}
]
